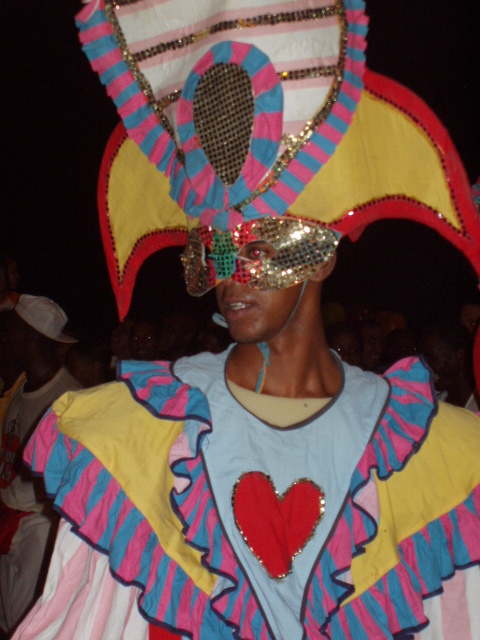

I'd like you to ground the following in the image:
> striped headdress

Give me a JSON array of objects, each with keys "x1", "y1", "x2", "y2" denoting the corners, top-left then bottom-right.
[{"x1": 78, "y1": 0, "x2": 478, "y2": 319}]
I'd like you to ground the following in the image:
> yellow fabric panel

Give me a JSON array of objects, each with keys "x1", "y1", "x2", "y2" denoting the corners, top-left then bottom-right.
[
  {"x1": 290, "y1": 91, "x2": 459, "y2": 229},
  {"x1": 52, "y1": 383, "x2": 216, "y2": 595},
  {"x1": 108, "y1": 137, "x2": 187, "y2": 273},
  {"x1": 345, "y1": 403, "x2": 480, "y2": 603}
]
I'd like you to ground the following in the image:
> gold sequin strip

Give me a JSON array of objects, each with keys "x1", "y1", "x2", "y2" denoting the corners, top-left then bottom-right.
[
  {"x1": 235, "y1": 5, "x2": 347, "y2": 209},
  {"x1": 105, "y1": 2, "x2": 176, "y2": 140},
  {"x1": 194, "y1": 64, "x2": 255, "y2": 186},
  {"x1": 110, "y1": 5, "x2": 339, "y2": 63},
  {"x1": 280, "y1": 65, "x2": 338, "y2": 81}
]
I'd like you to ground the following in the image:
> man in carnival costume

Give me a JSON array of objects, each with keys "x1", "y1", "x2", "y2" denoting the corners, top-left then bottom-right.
[{"x1": 14, "y1": 1, "x2": 480, "y2": 638}]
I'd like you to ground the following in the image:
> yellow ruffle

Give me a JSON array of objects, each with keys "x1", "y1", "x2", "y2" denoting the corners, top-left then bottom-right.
[{"x1": 53, "y1": 383, "x2": 217, "y2": 595}]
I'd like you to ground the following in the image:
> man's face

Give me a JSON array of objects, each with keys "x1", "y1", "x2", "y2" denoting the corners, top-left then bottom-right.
[
  {"x1": 129, "y1": 321, "x2": 158, "y2": 361},
  {"x1": 216, "y1": 277, "x2": 305, "y2": 345}
]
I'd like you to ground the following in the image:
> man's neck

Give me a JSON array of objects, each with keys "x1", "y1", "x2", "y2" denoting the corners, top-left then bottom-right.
[{"x1": 227, "y1": 330, "x2": 341, "y2": 399}]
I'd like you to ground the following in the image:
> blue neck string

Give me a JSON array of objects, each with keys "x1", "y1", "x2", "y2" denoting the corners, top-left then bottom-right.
[{"x1": 254, "y1": 280, "x2": 308, "y2": 393}]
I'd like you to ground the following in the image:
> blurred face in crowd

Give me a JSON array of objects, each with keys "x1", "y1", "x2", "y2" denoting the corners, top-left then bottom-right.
[
  {"x1": 419, "y1": 334, "x2": 459, "y2": 392},
  {"x1": 110, "y1": 319, "x2": 133, "y2": 360},
  {"x1": 329, "y1": 328, "x2": 361, "y2": 367},
  {"x1": 460, "y1": 304, "x2": 480, "y2": 336},
  {"x1": 6, "y1": 258, "x2": 19, "y2": 291},
  {"x1": 360, "y1": 323, "x2": 384, "y2": 372},
  {"x1": 129, "y1": 320, "x2": 159, "y2": 361}
]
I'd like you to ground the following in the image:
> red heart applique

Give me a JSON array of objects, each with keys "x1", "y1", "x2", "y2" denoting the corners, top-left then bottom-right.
[{"x1": 232, "y1": 472, "x2": 325, "y2": 579}]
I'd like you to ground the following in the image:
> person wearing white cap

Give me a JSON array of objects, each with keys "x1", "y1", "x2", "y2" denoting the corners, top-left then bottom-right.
[{"x1": 0, "y1": 295, "x2": 82, "y2": 636}]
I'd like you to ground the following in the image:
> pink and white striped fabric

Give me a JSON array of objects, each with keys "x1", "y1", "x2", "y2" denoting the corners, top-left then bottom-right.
[
  {"x1": 111, "y1": 0, "x2": 342, "y2": 140},
  {"x1": 13, "y1": 519, "x2": 480, "y2": 639},
  {"x1": 13, "y1": 519, "x2": 149, "y2": 640},
  {"x1": 414, "y1": 568, "x2": 480, "y2": 640}
]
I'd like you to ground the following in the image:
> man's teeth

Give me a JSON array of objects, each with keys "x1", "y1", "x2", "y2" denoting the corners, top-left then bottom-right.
[{"x1": 229, "y1": 302, "x2": 247, "y2": 310}]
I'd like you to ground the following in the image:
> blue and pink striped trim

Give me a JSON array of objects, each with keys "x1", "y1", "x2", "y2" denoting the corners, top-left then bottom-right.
[
  {"x1": 118, "y1": 360, "x2": 212, "y2": 424},
  {"x1": 76, "y1": 3, "x2": 178, "y2": 180},
  {"x1": 241, "y1": 3, "x2": 367, "y2": 228},
  {"x1": 24, "y1": 404, "x2": 214, "y2": 638},
  {"x1": 76, "y1": 1, "x2": 367, "y2": 231},
  {"x1": 176, "y1": 41, "x2": 282, "y2": 216}
]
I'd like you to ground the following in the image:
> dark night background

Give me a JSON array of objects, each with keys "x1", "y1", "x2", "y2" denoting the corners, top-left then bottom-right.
[{"x1": 3, "y1": 1, "x2": 480, "y2": 338}]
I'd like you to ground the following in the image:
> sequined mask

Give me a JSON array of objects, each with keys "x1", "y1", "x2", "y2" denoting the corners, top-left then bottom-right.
[{"x1": 181, "y1": 217, "x2": 338, "y2": 296}]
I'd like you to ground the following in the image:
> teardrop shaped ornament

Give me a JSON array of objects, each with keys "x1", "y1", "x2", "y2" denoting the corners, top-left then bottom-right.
[
  {"x1": 194, "y1": 63, "x2": 254, "y2": 187},
  {"x1": 177, "y1": 41, "x2": 283, "y2": 214}
]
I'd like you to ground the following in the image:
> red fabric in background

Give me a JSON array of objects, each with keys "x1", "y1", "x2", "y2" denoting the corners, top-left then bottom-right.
[
  {"x1": 149, "y1": 624, "x2": 182, "y2": 639},
  {"x1": 0, "y1": 504, "x2": 32, "y2": 554}
]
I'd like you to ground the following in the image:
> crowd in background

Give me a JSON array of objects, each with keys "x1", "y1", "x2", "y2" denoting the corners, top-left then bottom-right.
[
  {"x1": 2, "y1": 251, "x2": 480, "y2": 400},
  {"x1": 323, "y1": 300, "x2": 480, "y2": 411}
]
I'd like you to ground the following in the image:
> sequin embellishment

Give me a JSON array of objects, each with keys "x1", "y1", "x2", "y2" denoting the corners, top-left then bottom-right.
[
  {"x1": 182, "y1": 217, "x2": 338, "y2": 296},
  {"x1": 194, "y1": 64, "x2": 254, "y2": 186}
]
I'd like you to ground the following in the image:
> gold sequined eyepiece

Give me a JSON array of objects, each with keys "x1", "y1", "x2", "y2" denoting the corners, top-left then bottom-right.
[
  {"x1": 194, "y1": 64, "x2": 255, "y2": 186},
  {"x1": 181, "y1": 217, "x2": 338, "y2": 296}
]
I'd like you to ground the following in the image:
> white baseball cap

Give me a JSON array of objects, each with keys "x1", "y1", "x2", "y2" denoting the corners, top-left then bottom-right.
[{"x1": 14, "y1": 294, "x2": 77, "y2": 343}]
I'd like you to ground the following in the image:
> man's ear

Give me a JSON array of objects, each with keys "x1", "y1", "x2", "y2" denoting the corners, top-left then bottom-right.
[{"x1": 309, "y1": 253, "x2": 337, "y2": 283}]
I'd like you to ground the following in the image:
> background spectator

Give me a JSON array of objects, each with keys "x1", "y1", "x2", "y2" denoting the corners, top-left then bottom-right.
[
  {"x1": 66, "y1": 336, "x2": 113, "y2": 388},
  {"x1": 419, "y1": 322, "x2": 477, "y2": 411},
  {"x1": 0, "y1": 295, "x2": 82, "y2": 635}
]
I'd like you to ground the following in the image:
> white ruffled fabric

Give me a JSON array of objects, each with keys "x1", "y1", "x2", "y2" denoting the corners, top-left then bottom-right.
[
  {"x1": 13, "y1": 519, "x2": 149, "y2": 640},
  {"x1": 15, "y1": 518, "x2": 480, "y2": 640}
]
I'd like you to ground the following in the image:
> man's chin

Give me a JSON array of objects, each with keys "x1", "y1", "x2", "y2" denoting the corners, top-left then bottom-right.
[{"x1": 225, "y1": 324, "x2": 265, "y2": 345}]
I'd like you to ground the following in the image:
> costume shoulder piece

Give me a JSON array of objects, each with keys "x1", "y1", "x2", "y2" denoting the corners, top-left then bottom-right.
[{"x1": 24, "y1": 357, "x2": 480, "y2": 638}]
